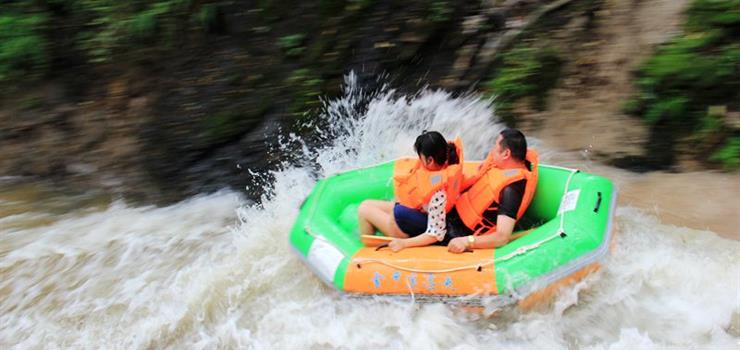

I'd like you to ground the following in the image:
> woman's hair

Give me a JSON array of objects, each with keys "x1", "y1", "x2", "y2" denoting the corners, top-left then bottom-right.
[{"x1": 413, "y1": 131, "x2": 460, "y2": 166}]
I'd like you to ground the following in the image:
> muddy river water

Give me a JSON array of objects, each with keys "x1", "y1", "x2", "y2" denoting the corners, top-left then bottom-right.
[{"x1": 1, "y1": 87, "x2": 737, "y2": 349}]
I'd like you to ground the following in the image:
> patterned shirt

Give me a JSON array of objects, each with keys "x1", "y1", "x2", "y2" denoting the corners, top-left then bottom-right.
[{"x1": 421, "y1": 190, "x2": 447, "y2": 241}]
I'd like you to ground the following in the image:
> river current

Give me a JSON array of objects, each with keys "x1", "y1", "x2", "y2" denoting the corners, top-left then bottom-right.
[{"x1": 1, "y1": 76, "x2": 738, "y2": 349}]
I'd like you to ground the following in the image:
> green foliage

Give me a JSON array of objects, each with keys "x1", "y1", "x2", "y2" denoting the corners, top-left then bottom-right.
[
  {"x1": 686, "y1": 0, "x2": 740, "y2": 32},
  {"x1": 286, "y1": 68, "x2": 324, "y2": 115},
  {"x1": 0, "y1": 0, "x2": 204, "y2": 84},
  {"x1": 0, "y1": 14, "x2": 49, "y2": 82},
  {"x1": 69, "y1": 0, "x2": 193, "y2": 62},
  {"x1": 709, "y1": 136, "x2": 740, "y2": 170},
  {"x1": 427, "y1": 1, "x2": 453, "y2": 23},
  {"x1": 484, "y1": 46, "x2": 563, "y2": 123},
  {"x1": 639, "y1": 38, "x2": 736, "y2": 96},
  {"x1": 278, "y1": 34, "x2": 306, "y2": 57},
  {"x1": 278, "y1": 34, "x2": 306, "y2": 50},
  {"x1": 625, "y1": 0, "x2": 739, "y2": 169},
  {"x1": 204, "y1": 110, "x2": 251, "y2": 142},
  {"x1": 198, "y1": 4, "x2": 225, "y2": 33},
  {"x1": 628, "y1": 0, "x2": 739, "y2": 125},
  {"x1": 129, "y1": 11, "x2": 159, "y2": 42},
  {"x1": 698, "y1": 110, "x2": 724, "y2": 134},
  {"x1": 644, "y1": 96, "x2": 689, "y2": 124},
  {"x1": 621, "y1": 96, "x2": 642, "y2": 115}
]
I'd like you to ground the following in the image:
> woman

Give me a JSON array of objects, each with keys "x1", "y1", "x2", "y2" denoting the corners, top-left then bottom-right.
[{"x1": 357, "y1": 131, "x2": 463, "y2": 252}]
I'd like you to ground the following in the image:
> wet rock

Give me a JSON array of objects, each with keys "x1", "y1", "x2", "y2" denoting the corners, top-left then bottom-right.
[
  {"x1": 66, "y1": 163, "x2": 97, "y2": 175},
  {"x1": 462, "y1": 15, "x2": 486, "y2": 35}
]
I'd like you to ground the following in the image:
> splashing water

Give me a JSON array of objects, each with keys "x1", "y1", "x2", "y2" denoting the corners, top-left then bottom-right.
[{"x1": 1, "y1": 75, "x2": 738, "y2": 349}]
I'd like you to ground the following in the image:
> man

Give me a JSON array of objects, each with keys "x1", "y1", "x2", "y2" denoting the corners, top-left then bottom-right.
[{"x1": 446, "y1": 128, "x2": 538, "y2": 253}]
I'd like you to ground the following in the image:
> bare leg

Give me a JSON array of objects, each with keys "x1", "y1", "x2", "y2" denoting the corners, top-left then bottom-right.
[{"x1": 357, "y1": 200, "x2": 408, "y2": 238}]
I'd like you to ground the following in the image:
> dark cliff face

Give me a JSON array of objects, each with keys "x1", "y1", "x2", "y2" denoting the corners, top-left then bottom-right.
[
  {"x1": 2, "y1": 0, "x2": 548, "y2": 203},
  {"x1": 20, "y1": 0, "x2": 712, "y2": 203}
]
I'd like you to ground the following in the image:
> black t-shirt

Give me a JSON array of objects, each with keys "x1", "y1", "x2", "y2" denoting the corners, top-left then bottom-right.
[{"x1": 481, "y1": 179, "x2": 526, "y2": 225}]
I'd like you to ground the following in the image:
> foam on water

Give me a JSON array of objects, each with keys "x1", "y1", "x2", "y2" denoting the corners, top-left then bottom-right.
[{"x1": 1, "y1": 74, "x2": 738, "y2": 349}]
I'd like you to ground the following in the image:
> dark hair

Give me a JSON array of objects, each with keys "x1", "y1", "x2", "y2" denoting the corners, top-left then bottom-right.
[
  {"x1": 414, "y1": 131, "x2": 460, "y2": 166},
  {"x1": 499, "y1": 128, "x2": 527, "y2": 161}
]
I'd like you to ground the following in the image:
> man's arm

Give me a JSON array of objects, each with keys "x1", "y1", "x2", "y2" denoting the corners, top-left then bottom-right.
[
  {"x1": 447, "y1": 215, "x2": 515, "y2": 253},
  {"x1": 480, "y1": 214, "x2": 516, "y2": 247},
  {"x1": 448, "y1": 180, "x2": 525, "y2": 253}
]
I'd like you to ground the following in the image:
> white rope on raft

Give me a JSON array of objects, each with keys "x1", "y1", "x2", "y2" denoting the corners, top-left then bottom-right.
[
  {"x1": 558, "y1": 168, "x2": 579, "y2": 235},
  {"x1": 305, "y1": 167, "x2": 581, "y2": 275},
  {"x1": 352, "y1": 229, "x2": 561, "y2": 274},
  {"x1": 353, "y1": 258, "x2": 496, "y2": 274}
]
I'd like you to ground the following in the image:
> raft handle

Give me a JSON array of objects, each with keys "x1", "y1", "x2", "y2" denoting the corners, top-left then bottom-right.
[
  {"x1": 375, "y1": 243, "x2": 389, "y2": 251},
  {"x1": 594, "y1": 192, "x2": 602, "y2": 213}
]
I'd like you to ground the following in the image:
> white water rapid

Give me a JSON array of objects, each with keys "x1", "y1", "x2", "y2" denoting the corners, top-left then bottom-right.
[{"x1": 1, "y1": 75, "x2": 738, "y2": 349}]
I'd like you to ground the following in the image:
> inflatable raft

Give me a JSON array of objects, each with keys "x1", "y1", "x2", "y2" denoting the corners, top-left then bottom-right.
[{"x1": 289, "y1": 158, "x2": 617, "y2": 306}]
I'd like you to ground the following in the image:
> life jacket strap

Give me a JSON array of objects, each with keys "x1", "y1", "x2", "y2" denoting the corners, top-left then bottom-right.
[{"x1": 472, "y1": 216, "x2": 496, "y2": 236}]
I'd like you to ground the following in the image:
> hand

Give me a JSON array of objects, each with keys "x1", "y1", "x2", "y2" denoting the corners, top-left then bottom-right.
[
  {"x1": 447, "y1": 237, "x2": 469, "y2": 254},
  {"x1": 389, "y1": 239, "x2": 406, "y2": 252}
]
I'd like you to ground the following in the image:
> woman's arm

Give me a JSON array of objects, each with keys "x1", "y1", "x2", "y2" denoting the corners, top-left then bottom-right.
[{"x1": 389, "y1": 233, "x2": 438, "y2": 251}]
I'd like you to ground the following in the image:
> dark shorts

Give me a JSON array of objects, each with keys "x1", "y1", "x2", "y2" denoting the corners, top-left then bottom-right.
[
  {"x1": 394, "y1": 204, "x2": 474, "y2": 246},
  {"x1": 442, "y1": 208, "x2": 474, "y2": 245},
  {"x1": 393, "y1": 203, "x2": 428, "y2": 237}
]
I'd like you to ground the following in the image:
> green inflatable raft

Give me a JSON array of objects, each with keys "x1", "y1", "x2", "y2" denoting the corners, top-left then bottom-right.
[{"x1": 289, "y1": 159, "x2": 617, "y2": 306}]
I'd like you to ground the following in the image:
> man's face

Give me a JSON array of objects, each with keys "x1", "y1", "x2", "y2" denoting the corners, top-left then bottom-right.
[{"x1": 491, "y1": 135, "x2": 509, "y2": 167}]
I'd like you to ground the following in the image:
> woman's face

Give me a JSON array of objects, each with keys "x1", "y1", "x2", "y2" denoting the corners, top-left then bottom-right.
[{"x1": 419, "y1": 154, "x2": 443, "y2": 171}]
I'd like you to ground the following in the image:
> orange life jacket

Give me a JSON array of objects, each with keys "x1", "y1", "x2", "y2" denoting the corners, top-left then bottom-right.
[
  {"x1": 454, "y1": 149, "x2": 539, "y2": 235},
  {"x1": 393, "y1": 137, "x2": 464, "y2": 213}
]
